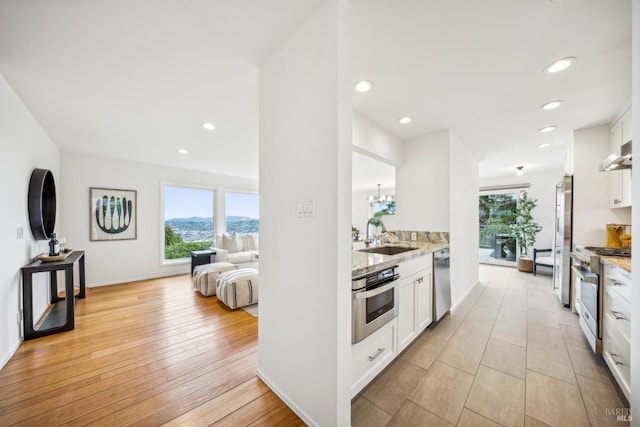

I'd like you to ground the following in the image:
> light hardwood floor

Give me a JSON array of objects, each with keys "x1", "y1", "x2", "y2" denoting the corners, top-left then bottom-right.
[{"x1": 0, "y1": 275, "x2": 303, "y2": 426}]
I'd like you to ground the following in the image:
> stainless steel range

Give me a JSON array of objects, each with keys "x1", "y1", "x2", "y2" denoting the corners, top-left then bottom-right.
[{"x1": 570, "y1": 246, "x2": 631, "y2": 354}]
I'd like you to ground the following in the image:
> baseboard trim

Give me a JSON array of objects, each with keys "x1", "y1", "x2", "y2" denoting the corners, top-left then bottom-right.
[
  {"x1": 450, "y1": 279, "x2": 481, "y2": 312},
  {"x1": 256, "y1": 368, "x2": 318, "y2": 427},
  {"x1": 0, "y1": 339, "x2": 22, "y2": 371},
  {"x1": 87, "y1": 272, "x2": 189, "y2": 288}
]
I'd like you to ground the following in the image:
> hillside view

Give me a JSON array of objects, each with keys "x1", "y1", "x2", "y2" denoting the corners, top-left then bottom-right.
[
  {"x1": 164, "y1": 216, "x2": 259, "y2": 260},
  {"x1": 165, "y1": 216, "x2": 259, "y2": 242}
]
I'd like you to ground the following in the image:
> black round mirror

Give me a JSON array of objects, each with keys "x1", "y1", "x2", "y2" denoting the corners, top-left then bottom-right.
[{"x1": 28, "y1": 168, "x2": 56, "y2": 240}]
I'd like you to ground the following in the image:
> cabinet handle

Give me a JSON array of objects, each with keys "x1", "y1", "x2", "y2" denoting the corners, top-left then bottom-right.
[
  {"x1": 611, "y1": 353, "x2": 625, "y2": 366},
  {"x1": 610, "y1": 310, "x2": 625, "y2": 320},
  {"x1": 368, "y1": 347, "x2": 385, "y2": 362},
  {"x1": 614, "y1": 199, "x2": 621, "y2": 204},
  {"x1": 612, "y1": 281, "x2": 623, "y2": 286}
]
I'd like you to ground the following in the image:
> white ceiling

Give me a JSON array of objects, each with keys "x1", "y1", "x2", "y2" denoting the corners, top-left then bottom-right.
[{"x1": 0, "y1": 0, "x2": 632, "y2": 184}]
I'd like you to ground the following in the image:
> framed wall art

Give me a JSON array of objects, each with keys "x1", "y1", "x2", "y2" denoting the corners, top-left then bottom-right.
[{"x1": 90, "y1": 187, "x2": 137, "y2": 241}]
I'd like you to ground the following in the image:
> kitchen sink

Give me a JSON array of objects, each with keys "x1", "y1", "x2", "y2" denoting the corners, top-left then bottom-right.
[{"x1": 357, "y1": 246, "x2": 417, "y2": 256}]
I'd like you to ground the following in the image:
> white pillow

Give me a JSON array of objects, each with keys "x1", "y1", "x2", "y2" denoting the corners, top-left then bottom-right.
[
  {"x1": 234, "y1": 233, "x2": 244, "y2": 251},
  {"x1": 222, "y1": 233, "x2": 241, "y2": 253},
  {"x1": 242, "y1": 234, "x2": 257, "y2": 251}
]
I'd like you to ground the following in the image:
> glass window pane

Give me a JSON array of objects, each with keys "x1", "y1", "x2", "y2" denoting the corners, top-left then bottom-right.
[
  {"x1": 479, "y1": 193, "x2": 518, "y2": 266},
  {"x1": 225, "y1": 192, "x2": 259, "y2": 235},
  {"x1": 164, "y1": 186, "x2": 214, "y2": 260}
]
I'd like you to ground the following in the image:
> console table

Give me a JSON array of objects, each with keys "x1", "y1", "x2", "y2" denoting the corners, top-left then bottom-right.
[{"x1": 21, "y1": 250, "x2": 86, "y2": 340}]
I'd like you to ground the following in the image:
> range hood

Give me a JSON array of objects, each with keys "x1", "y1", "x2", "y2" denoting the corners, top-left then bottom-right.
[{"x1": 600, "y1": 140, "x2": 632, "y2": 171}]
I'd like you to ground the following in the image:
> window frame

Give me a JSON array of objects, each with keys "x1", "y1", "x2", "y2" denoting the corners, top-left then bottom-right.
[
  {"x1": 160, "y1": 182, "x2": 218, "y2": 266},
  {"x1": 223, "y1": 189, "x2": 260, "y2": 237}
]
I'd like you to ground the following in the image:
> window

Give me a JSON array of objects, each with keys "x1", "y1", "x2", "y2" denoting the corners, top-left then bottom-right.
[
  {"x1": 163, "y1": 186, "x2": 215, "y2": 260},
  {"x1": 225, "y1": 191, "x2": 259, "y2": 235}
]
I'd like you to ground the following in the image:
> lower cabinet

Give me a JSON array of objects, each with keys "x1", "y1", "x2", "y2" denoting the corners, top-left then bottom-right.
[
  {"x1": 602, "y1": 263, "x2": 631, "y2": 401},
  {"x1": 350, "y1": 252, "x2": 436, "y2": 397},
  {"x1": 416, "y1": 267, "x2": 433, "y2": 331},
  {"x1": 350, "y1": 318, "x2": 396, "y2": 397},
  {"x1": 397, "y1": 267, "x2": 433, "y2": 352}
]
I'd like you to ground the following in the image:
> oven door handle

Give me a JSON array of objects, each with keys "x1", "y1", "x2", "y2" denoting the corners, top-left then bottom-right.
[
  {"x1": 571, "y1": 265, "x2": 598, "y2": 284},
  {"x1": 355, "y1": 281, "x2": 397, "y2": 300}
]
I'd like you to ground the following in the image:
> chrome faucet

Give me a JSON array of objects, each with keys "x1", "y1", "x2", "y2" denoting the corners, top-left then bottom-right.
[{"x1": 365, "y1": 217, "x2": 387, "y2": 246}]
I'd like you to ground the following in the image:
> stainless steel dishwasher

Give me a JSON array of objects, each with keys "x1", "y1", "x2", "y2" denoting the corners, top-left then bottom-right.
[{"x1": 433, "y1": 248, "x2": 451, "y2": 321}]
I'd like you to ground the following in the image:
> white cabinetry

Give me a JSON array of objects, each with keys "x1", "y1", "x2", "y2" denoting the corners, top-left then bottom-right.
[
  {"x1": 609, "y1": 106, "x2": 632, "y2": 208},
  {"x1": 350, "y1": 251, "x2": 437, "y2": 397},
  {"x1": 350, "y1": 317, "x2": 396, "y2": 397},
  {"x1": 602, "y1": 263, "x2": 631, "y2": 401},
  {"x1": 397, "y1": 255, "x2": 433, "y2": 352}
]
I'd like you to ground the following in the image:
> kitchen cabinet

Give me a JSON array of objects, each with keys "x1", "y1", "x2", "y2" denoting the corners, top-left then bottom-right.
[
  {"x1": 602, "y1": 263, "x2": 631, "y2": 401},
  {"x1": 350, "y1": 317, "x2": 396, "y2": 397},
  {"x1": 397, "y1": 255, "x2": 433, "y2": 352},
  {"x1": 609, "y1": 106, "x2": 632, "y2": 208}
]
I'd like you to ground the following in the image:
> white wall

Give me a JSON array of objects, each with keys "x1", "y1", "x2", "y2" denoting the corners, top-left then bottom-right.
[
  {"x1": 479, "y1": 169, "x2": 564, "y2": 251},
  {"x1": 352, "y1": 190, "x2": 370, "y2": 237},
  {"x1": 396, "y1": 130, "x2": 451, "y2": 231},
  {"x1": 258, "y1": 1, "x2": 351, "y2": 425},
  {"x1": 572, "y1": 126, "x2": 632, "y2": 246},
  {"x1": 59, "y1": 152, "x2": 257, "y2": 286},
  {"x1": 449, "y1": 132, "x2": 479, "y2": 305},
  {"x1": 352, "y1": 111, "x2": 403, "y2": 166},
  {"x1": 0, "y1": 73, "x2": 60, "y2": 368},
  {"x1": 352, "y1": 113, "x2": 400, "y2": 239},
  {"x1": 396, "y1": 129, "x2": 479, "y2": 306},
  {"x1": 630, "y1": 0, "x2": 638, "y2": 423}
]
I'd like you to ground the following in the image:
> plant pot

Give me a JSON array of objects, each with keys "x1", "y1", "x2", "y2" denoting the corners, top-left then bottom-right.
[{"x1": 517, "y1": 257, "x2": 533, "y2": 273}]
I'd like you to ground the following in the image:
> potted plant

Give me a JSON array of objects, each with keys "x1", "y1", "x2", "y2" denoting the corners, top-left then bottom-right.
[
  {"x1": 509, "y1": 191, "x2": 542, "y2": 272},
  {"x1": 352, "y1": 225, "x2": 360, "y2": 241}
]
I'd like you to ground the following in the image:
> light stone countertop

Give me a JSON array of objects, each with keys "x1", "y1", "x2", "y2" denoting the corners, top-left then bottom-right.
[
  {"x1": 601, "y1": 256, "x2": 631, "y2": 273},
  {"x1": 352, "y1": 241, "x2": 449, "y2": 278}
]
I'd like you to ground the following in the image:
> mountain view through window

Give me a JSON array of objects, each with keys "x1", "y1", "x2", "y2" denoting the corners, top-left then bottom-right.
[{"x1": 163, "y1": 187, "x2": 259, "y2": 260}]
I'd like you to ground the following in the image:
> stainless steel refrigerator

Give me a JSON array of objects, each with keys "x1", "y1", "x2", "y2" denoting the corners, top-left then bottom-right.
[{"x1": 553, "y1": 175, "x2": 573, "y2": 307}]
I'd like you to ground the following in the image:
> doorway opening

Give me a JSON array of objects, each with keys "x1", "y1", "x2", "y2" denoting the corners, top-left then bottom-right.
[{"x1": 479, "y1": 192, "x2": 518, "y2": 266}]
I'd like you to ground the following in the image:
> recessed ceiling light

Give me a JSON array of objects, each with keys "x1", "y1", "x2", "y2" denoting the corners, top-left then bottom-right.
[
  {"x1": 398, "y1": 116, "x2": 412, "y2": 124},
  {"x1": 540, "y1": 100, "x2": 564, "y2": 110},
  {"x1": 537, "y1": 143, "x2": 551, "y2": 148},
  {"x1": 178, "y1": 149, "x2": 189, "y2": 155},
  {"x1": 544, "y1": 57, "x2": 575, "y2": 73},
  {"x1": 202, "y1": 122, "x2": 215, "y2": 130},
  {"x1": 514, "y1": 166, "x2": 524, "y2": 176},
  {"x1": 355, "y1": 80, "x2": 374, "y2": 93},
  {"x1": 539, "y1": 125, "x2": 557, "y2": 133}
]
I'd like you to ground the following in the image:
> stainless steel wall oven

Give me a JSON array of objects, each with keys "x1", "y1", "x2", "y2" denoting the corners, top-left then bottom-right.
[{"x1": 352, "y1": 265, "x2": 399, "y2": 344}]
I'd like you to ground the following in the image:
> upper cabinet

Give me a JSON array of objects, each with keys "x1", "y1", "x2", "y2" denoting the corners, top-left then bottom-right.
[{"x1": 609, "y1": 106, "x2": 632, "y2": 208}]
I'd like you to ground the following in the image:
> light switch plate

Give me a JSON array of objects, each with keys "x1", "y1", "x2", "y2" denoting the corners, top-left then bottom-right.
[
  {"x1": 296, "y1": 197, "x2": 315, "y2": 218},
  {"x1": 17, "y1": 227, "x2": 23, "y2": 240}
]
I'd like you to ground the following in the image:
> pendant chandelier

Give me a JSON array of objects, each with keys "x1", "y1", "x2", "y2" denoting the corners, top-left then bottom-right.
[{"x1": 368, "y1": 184, "x2": 394, "y2": 205}]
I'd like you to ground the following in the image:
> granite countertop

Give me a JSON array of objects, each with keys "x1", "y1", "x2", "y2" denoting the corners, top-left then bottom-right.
[
  {"x1": 352, "y1": 241, "x2": 449, "y2": 278},
  {"x1": 600, "y1": 256, "x2": 631, "y2": 273}
]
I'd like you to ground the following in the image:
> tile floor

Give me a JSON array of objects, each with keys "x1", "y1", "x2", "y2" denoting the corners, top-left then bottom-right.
[{"x1": 351, "y1": 264, "x2": 629, "y2": 427}]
